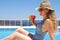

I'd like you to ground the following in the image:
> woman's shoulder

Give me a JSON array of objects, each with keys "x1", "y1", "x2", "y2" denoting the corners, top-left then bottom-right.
[
  {"x1": 44, "y1": 19, "x2": 53, "y2": 27},
  {"x1": 45, "y1": 19, "x2": 52, "y2": 23}
]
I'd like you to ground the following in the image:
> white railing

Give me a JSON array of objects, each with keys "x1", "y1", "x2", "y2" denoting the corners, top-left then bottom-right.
[
  {"x1": 0, "y1": 26, "x2": 60, "y2": 29},
  {"x1": 0, "y1": 25, "x2": 36, "y2": 28}
]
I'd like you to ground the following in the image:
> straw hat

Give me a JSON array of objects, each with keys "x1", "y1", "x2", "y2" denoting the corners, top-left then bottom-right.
[{"x1": 36, "y1": 0, "x2": 54, "y2": 11}]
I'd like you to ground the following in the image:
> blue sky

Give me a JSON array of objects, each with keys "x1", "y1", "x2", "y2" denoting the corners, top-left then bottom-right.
[{"x1": 0, "y1": 0, "x2": 60, "y2": 20}]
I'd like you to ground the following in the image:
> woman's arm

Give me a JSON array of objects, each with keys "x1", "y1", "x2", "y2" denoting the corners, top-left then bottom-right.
[
  {"x1": 31, "y1": 20, "x2": 37, "y2": 26},
  {"x1": 45, "y1": 19, "x2": 54, "y2": 40}
]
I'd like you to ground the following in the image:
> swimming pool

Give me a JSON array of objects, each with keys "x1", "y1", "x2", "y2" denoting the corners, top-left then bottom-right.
[{"x1": 0, "y1": 28, "x2": 60, "y2": 40}]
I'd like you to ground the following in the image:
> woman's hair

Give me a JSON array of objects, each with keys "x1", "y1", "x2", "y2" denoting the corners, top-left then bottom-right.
[{"x1": 46, "y1": 10, "x2": 58, "y2": 31}]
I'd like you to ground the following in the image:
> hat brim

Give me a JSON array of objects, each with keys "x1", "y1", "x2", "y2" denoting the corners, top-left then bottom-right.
[{"x1": 35, "y1": 7, "x2": 54, "y2": 11}]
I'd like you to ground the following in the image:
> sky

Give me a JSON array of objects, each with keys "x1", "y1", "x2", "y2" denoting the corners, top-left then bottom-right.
[{"x1": 0, "y1": 0, "x2": 60, "y2": 20}]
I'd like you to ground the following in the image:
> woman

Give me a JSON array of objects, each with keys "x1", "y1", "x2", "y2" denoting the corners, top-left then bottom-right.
[{"x1": 3, "y1": 1, "x2": 57, "y2": 40}]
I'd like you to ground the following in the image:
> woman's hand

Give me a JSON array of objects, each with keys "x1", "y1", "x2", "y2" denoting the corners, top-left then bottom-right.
[{"x1": 29, "y1": 15, "x2": 37, "y2": 26}]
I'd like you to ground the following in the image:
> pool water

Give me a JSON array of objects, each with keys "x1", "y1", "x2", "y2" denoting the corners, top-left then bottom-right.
[{"x1": 0, "y1": 28, "x2": 60, "y2": 40}]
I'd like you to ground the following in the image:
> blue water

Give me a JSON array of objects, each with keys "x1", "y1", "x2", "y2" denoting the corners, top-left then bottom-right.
[{"x1": 0, "y1": 28, "x2": 60, "y2": 40}]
